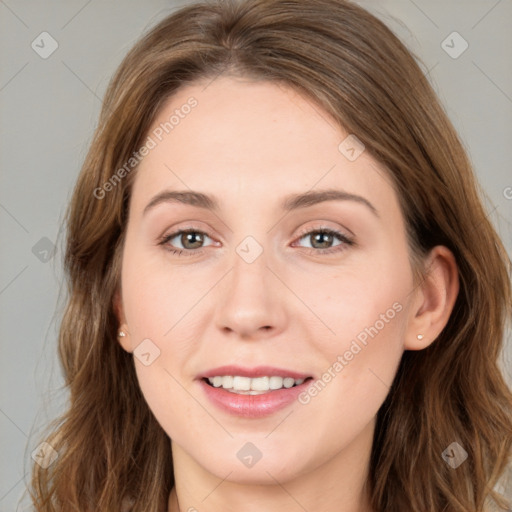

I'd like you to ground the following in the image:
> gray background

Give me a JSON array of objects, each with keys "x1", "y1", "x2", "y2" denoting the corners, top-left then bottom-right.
[{"x1": 1, "y1": 1, "x2": 511, "y2": 510}]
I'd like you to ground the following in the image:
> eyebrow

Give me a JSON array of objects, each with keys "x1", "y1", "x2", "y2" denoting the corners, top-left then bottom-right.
[{"x1": 143, "y1": 188, "x2": 379, "y2": 217}]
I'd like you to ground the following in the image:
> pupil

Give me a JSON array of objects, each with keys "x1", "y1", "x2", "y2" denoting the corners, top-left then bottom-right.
[
  {"x1": 313, "y1": 232, "x2": 332, "y2": 249},
  {"x1": 183, "y1": 232, "x2": 203, "y2": 249}
]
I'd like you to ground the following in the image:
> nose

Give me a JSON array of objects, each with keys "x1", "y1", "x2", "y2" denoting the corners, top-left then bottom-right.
[{"x1": 214, "y1": 246, "x2": 288, "y2": 339}]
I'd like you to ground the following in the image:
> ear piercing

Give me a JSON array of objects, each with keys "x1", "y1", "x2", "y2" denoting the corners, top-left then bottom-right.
[{"x1": 417, "y1": 334, "x2": 424, "y2": 340}]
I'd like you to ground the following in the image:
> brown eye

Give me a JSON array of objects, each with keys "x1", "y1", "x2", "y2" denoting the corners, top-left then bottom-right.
[
  {"x1": 294, "y1": 228, "x2": 355, "y2": 256},
  {"x1": 177, "y1": 231, "x2": 204, "y2": 250},
  {"x1": 159, "y1": 229, "x2": 214, "y2": 255},
  {"x1": 308, "y1": 231, "x2": 337, "y2": 249}
]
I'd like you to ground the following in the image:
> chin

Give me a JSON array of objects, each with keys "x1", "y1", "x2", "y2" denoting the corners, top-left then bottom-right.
[{"x1": 187, "y1": 441, "x2": 311, "y2": 485}]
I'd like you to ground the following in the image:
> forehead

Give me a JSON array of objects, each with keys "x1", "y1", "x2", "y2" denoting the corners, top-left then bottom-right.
[{"x1": 128, "y1": 76, "x2": 396, "y2": 217}]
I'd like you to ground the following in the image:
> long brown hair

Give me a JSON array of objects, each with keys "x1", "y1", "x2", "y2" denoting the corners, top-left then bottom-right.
[{"x1": 26, "y1": 0, "x2": 512, "y2": 510}]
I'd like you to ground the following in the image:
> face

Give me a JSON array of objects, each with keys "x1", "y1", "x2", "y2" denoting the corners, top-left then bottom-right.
[{"x1": 116, "y1": 75, "x2": 418, "y2": 485}]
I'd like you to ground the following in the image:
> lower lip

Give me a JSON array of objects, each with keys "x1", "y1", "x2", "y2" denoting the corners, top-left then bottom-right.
[{"x1": 199, "y1": 379, "x2": 312, "y2": 418}]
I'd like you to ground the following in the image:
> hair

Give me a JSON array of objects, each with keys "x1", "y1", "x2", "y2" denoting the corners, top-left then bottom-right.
[{"x1": 26, "y1": 0, "x2": 512, "y2": 510}]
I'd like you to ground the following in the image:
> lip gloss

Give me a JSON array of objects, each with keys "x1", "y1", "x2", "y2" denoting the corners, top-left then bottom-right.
[{"x1": 199, "y1": 378, "x2": 311, "y2": 418}]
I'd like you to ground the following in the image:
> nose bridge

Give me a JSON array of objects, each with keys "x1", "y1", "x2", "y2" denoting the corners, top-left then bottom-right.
[
  {"x1": 232, "y1": 235, "x2": 270, "y2": 289},
  {"x1": 214, "y1": 233, "x2": 287, "y2": 337}
]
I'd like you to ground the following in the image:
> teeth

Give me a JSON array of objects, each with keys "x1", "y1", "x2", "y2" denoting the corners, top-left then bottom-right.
[
  {"x1": 212, "y1": 376, "x2": 223, "y2": 388},
  {"x1": 251, "y1": 376, "x2": 269, "y2": 391},
  {"x1": 283, "y1": 377, "x2": 295, "y2": 388},
  {"x1": 233, "y1": 376, "x2": 251, "y2": 391},
  {"x1": 269, "y1": 376, "x2": 283, "y2": 390},
  {"x1": 207, "y1": 375, "x2": 306, "y2": 393}
]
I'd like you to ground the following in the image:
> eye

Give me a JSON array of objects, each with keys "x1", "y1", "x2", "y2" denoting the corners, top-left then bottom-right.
[
  {"x1": 158, "y1": 228, "x2": 216, "y2": 256},
  {"x1": 293, "y1": 227, "x2": 355, "y2": 255},
  {"x1": 157, "y1": 226, "x2": 355, "y2": 257}
]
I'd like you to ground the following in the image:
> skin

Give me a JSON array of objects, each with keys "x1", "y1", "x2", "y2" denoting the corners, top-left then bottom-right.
[{"x1": 114, "y1": 75, "x2": 459, "y2": 512}]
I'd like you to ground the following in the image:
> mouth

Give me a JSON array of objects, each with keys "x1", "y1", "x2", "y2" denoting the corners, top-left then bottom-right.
[
  {"x1": 202, "y1": 375, "x2": 314, "y2": 395},
  {"x1": 198, "y1": 369, "x2": 315, "y2": 417}
]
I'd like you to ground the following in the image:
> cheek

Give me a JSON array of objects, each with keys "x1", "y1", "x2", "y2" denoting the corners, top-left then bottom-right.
[
  {"x1": 291, "y1": 247, "x2": 410, "y2": 348},
  {"x1": 295, "y1": 295, "x2": 405, "y2": 450},
  {"x1": 120, "y1": 247, "x2": 206, "y2": 339},
  {"x1": 133, "y1": 361, "x2": 195, "y2": 441},
  {"x1": 293, "y1": 250, "x2": 409, "y2": 411}
]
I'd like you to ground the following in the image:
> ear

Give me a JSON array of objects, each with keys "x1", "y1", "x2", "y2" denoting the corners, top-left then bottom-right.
[
  {"x1": 113, "y1": 287, "x2": 132, "y2": 353},
  {"x1": 404, "y1": 245, "x2": 459, "y2": 350}
]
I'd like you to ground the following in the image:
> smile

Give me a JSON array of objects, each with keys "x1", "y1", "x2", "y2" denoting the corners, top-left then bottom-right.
[
  {"x1": 198, "y1": 366, "x2": 314, "y2": 417},
  {"x1": 205, "y1": 375, "x2": 307, "y2": 394}
]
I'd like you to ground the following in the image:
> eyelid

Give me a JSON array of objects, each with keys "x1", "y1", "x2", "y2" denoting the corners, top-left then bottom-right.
[
  {"x1": 293, "y1": 222, "x2": 353, "y2": 241},
  {"x1": 158, "y1": 226, "x2": 217, "y2": 248},
  {"x1": 291, "y1": 224, "x2": 355, "y2": 254}
]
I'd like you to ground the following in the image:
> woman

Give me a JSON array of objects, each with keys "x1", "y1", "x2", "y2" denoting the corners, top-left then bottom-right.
[{"x1": 28, "y1": 0, "x2": 512, "y2": 510}]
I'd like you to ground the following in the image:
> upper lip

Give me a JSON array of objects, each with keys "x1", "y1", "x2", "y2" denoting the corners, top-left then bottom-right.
[{"x1": 198, "y1": 365, "x2": 312, "y2": 380}]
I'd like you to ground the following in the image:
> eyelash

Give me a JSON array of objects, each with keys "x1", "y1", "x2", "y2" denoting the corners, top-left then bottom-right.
[{"x1": 158, "y1": 225, "x2": 355, "y2": 258}]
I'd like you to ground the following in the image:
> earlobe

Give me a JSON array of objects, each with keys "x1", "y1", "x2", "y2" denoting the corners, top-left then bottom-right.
[
  {"x1": 113, "y1": 288, "x2": 132, "y2": 353},
  {"x1": 117, "y1": 329, "x2": 133, "y2": 353},
  {"x1": 404, "y1": 246, "x2": 459, "y2": 351}
]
